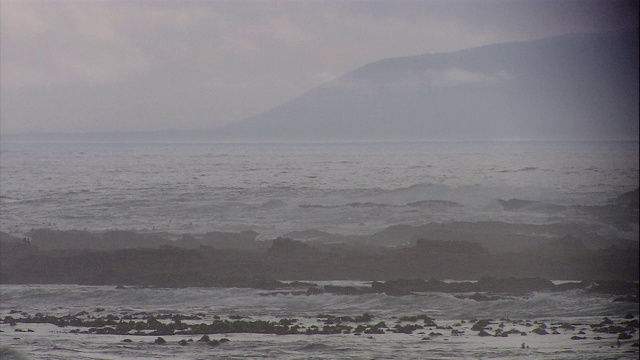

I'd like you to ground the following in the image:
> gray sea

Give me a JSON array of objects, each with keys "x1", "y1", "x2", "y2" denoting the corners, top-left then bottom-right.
[
  {"x1": 1, "y1": 141, "x2": 638, "y2": 239},
  {"x1": 1, "y1": 140, "x2": 638, "y2": 359}
]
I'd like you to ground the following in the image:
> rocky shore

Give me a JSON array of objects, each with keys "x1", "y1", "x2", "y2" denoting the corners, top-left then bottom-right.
[
  {"x1": 1, "y1": 230, "x2": 638, "y2": 287},
  {"x1": 4, "y1": 309, "x2": 638, "y2": 348}
]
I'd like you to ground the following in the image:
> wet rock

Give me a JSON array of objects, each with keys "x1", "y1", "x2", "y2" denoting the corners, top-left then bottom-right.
[
  {"x1": 122, "y1": 338, "x2": 132, "y2": 342},
  {"x1": 504, "y1": 328, "x2": 523, "y2": 335},
  {"x1": 178, "y1": 339, "x2": 188, "y2": 346},
  {"x1": 306, "y1": 287, "x2": 324, "y2": 295},
  {"x1": 198, "y1": 335, "x2": 211, "y2": 343},
  {"x1": 531, "y1": 328, "x2": 549, "y2": 335},
  {"x1": 323, "y1": 285, "x2": 369, "y2": 296},
  {"x1": 475, "y1": 277, "x2": 554, "y2": 294},
  {"x1": 154, "y1": 337, "x2": 166, "y2": 345},
  {"x1": 618, "y1": 333, "x2": 633, "y2": 340},
  {"x1": 613, "y1": 295, "x2": 639, "y2": 303},
  {"x1": 557, "y1": 323, "x2": 575, "y2": 331},
  {"x1": 14, "y1": 329, "x2": 33, "y2": 333},
  {"x1": 571, "y1": 336, "x2": 586, "y2": 340},
  {"x1": 471, "y1": 319, "x2": 492, "y2": 331},
  {"x1": 398, "y1": 314, "x2": 436, "y2": 326},
  {"x1": 393, "y1": 324, "x2": 424, "y2": 334}
]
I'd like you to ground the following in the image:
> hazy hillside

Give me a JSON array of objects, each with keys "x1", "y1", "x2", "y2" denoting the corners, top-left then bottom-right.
[{"x1": 218, "y1": 28, "x2": 639, "y2": 141}]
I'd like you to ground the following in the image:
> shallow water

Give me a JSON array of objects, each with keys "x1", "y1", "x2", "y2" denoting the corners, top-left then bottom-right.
[{"x1": 1, "y1": 284, "x2": 638, "y2": 359}]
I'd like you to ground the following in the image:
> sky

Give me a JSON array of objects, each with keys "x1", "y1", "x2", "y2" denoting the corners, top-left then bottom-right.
[{"x1": 1, "y1": 0, "x2": 638, "y2": 134}]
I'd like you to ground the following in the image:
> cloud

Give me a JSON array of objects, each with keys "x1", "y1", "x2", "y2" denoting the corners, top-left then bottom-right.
[
  {"x1": 1, "y1": 0, "x2": 636, "y2": 133},
  {"x1": 1, "y1": 1, "x2": 149, "y2": 88}
]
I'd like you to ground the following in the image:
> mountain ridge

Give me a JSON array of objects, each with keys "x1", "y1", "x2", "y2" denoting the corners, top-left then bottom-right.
[
  {"x1": 217, "y1": 27, "x2": 639, "y2": 141},
  {"x1": 3, "y1": 28, "x2": 638, "y2": 143}
]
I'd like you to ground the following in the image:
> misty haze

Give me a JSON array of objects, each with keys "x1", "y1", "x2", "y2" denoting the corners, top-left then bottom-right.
[{"x1": 0, "y1": 1, "x2": 638, "y2": 359}]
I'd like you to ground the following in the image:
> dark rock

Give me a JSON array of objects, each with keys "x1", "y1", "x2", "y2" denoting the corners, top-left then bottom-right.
[
  {"x1": 306, "y1": 287, "x2": 324, "y2": 295},
  {"x1": 618, "y1": 333, "x2": 633, "y2": 340},
  {"x1": 557, "y1": 323, "x2": 575, "y2": 331},
  {"x1": 475, "y1": 277, "x2": 554, "y2": 294},
  {"x1": 122, "y1": 338, "x2": 132, "y2": 342},
  {"x1": 198, "y1": 335, "x2": 211, "y2": 343},
  {"x1": 209, "y1": 340, "x2": 221, "y2": 347},
  {"x1": 614, "y1": 188, "x2": 639, "y2": 209},
  {"x1": 201, "y1": 230, "x2": 262, "y2": 251},
  {"x1": 531, "y1": 328, "x2": 549, "y2": 335},
  {"x1": 471, "y1": 319, "x2": 492, "y2": 331},
  {"x1": 590, "y1": 280, "x2": 639, "y2": 296},
  {"x1": 392, "y1": 324, "x2": 423, "y2": 334},
  {"x1": 268, "y1": 237, "x2": 315, "y2": 256},
  {"x1": 571, "y1": 336, "x2": 586, "y2": 340},
  {"x1": 504, "y1": 328, "x2": 523, "y2": 335},
  {"x1": 398, "y1": 314, "x2": 436, "y2": 326},
  {"x1": 178, "y1": 339, "x2": 188, "y2": 346},
  {"x1": 154, "y1": 337, "x2": 166, "y2": 345}
]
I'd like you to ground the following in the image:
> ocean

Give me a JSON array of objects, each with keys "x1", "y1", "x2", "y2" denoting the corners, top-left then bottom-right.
[
  {"x1": 1, "y1": 140, "x2": 638, "y2": 359},
  {"x1": 1, "y1": 141, "x2": 638, "y2": 239},
  {"x1": 1, "y1": 283, "x2": 638, "y2": 359}
]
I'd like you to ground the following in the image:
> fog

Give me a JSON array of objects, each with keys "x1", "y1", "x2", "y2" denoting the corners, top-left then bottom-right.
[
  {"x1": 1, "y1": 0, "x2": 637, "y2": 137},
  {"x1": 1, "y1": 2, "x2": 639, "y2": 358}
]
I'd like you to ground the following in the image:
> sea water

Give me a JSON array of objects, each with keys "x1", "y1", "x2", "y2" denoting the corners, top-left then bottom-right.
[
  {"x1": 0, "y1": 141, "x2": 638, "y2": 358},
  {"x1": 1, "y1": 141, "x2": 638, "y2": 239},
  {"x1": 0, "y1": 284, "x2": 638, "y2": 359}
]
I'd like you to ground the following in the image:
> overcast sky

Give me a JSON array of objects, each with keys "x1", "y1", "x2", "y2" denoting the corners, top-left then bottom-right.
[{"x1": 1, "y1": 0, "x2": 637, "y2": 134}]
